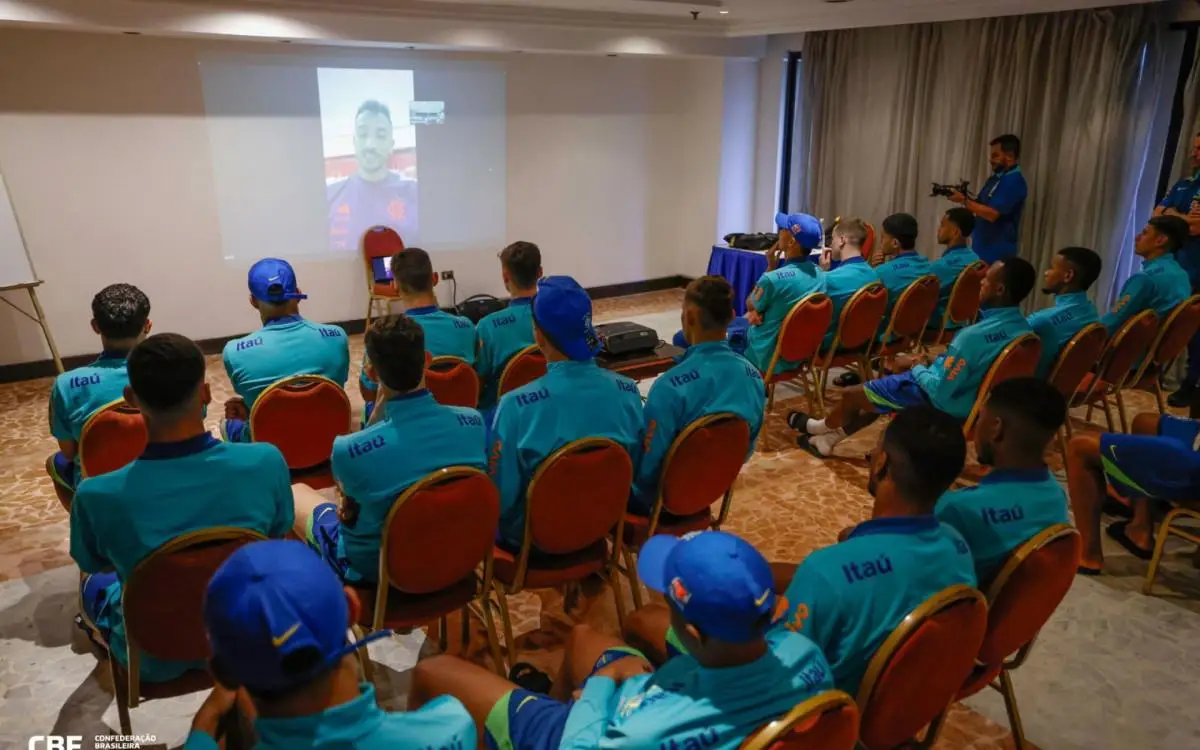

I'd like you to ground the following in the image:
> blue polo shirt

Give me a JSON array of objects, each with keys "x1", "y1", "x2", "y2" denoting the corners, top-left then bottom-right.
[
  {"x1": 775, "y1": 516, "x2": 976, "y2": 695},
  {"x1": 490, "y1": 359, "x2": 643, "y2": 548},
  {"x1": 1102, "y1": 254, "x2": 1191, "y2": 333},
  {"x1": 329, "y1": 389, "x2": 487, "y2": 582},
  {"x1": 49, "y1": 351, "x2": 131, "y2": 445},
  {"x1": 910, "y1": 306, "x2": 1034, "y2": 420},
  {"x1": 360, "y1": 305, "x2": 477, "y2": 394},
  {"x1": 929, "y1": 245, "x2": 982, "y2": 330},
  {"x1": 559, "y1": 630, "x2": 832, "y2": 749},
  {"x1": 476, "y1": 298, "x2": 536, "y2": 411},
  {"x1": 223, "y1": 315, "x2": 350, "y2": 407},
  {"x1": 184, "y1": 686, "x2": 476, "y2": 750},
  {"x1": 1026, "y1": 292, "x2": 1100, "y2": 378},
  {"x1": 70, "y1": 435, "x2": 294, "y2": 683},
  {"x1": 631, "y1": 341, "x2": 765, "y2": 513},
  {"x1": 973, "y1": 166, "x2": 1028, "y2": 264},
  {"x1": 1158, "y1": 171, "x2": 1200, "y2": 283},
  {"x1": 746, "y1": 257, "x2": 826, "y2": 375},
  {"x1": 935, "y1": 467, "x2": 1069, "y2": 584},
  {"x1": 822, "y1": 257, "x2": 881, "y2": 349}
]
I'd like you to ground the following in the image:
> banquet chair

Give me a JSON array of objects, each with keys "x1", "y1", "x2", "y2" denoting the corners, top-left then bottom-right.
[
  {"x1": 814, "y1": 283, "x2": 888, "y2": 412},
  {"x1": 361, "y1": 225, "x2": 405, "y2": 328},
  {"x1": 760, "y1": 294, "x2": 834, "y2": 415},
  {"x1": 1044, "y1": 324, "x2": 1107, "y2": 453},
  {"x1": 740, "y1": 690, "x2": 859, "y2": 750},
  {"x1": 498, "y1": 345, "x2": 548, "y2": 397},
  {"x1": 873, "y1": 275, "x2": 940, "y2": 373},
  {"x1": 426, "y1": 356, "x2": 481, "y2": 408},
  {"x1": 1129, "y1": 295, "x2": 1200, "y2": 414},
  {"x1": 249, "y1": 375, "x2": 352, "y2": 489},
  {"x1": 1073, "y1": 310, "x2": 1158, "y2": 433},
  {"x1": 962, "y1": 334, "x2": 1042, "y2": 437},
  {"x1": 922, "y1": 262, "x2": 988, "y2": 349},
  {"x1": 78, "y1": 399, "x2": 148, "y2": 480},
  {"x1": 1144, "y1": 498, "x2": 1200, "y2": 595}
]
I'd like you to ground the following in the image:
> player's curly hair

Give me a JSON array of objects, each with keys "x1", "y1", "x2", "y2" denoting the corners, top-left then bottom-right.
[{"x1": 92, "y1": 283, "x2": 150, "y2": 340}]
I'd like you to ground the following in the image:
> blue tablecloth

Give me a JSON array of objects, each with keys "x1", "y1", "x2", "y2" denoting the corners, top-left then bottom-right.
[{"x1": 707, "y1": 245, "x2": 768, "y2": 315}]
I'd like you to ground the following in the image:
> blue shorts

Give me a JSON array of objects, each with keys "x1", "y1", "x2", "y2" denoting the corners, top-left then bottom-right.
[
  {"x1": 863, "y1": 371, "x2": 931, "y2": 413},
  {"x1": 305, "y1": 502, "x2": 355, "y2": 580},
  {"x1": 221, "y1": 418, "x2": 250, "y2": 443},
  {"x1": 80, "y1": 571, "x2": 119, "y2": 633},
  {"x1": 484, "y1": 647, "x2": 646, "y2": 750},
  {"x1": 1101, "y1": 415, "x2": 1200, "y2": 501},
  {"x1": 361, "y1": 401, "x2": 376, "y2": 429},
  {"x1": 50, "y1": 452, "x2": 78, "y2": 491}
]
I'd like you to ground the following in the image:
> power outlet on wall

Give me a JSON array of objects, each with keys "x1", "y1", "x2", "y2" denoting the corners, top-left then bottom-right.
[{"x1": 440, "y1": 270, "x2": 455, "y2": 281}]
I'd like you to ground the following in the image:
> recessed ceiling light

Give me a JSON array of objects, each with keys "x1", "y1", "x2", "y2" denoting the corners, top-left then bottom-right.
[{"x1": 719, "y1": 9, "x2": 729, "y2": 14}]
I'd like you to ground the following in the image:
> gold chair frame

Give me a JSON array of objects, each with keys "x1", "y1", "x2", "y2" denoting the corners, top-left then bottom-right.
[
  {"x1": 78, "y1": 398, "x2": 144, "y2": 479},
  {"x1": 813, "y1": 283, "x2": 888, "y2": 415},
  {"x1": 1078, "y1": 309, "x2": 1158, "y2": 433},
  {"x1": 1044, "y1": 323, "x2": 1107, "y2": 454},
  {"x1": 740, "y1": 689, "x2": 859, "y2": 750},
  {"x1": 497, "y1": 344, "x2": 546, "y2": 398},
  {"x1": 762, "y1": 293, "x2": 834, "y2": 415},
  {"x1": 247, "y1": 374, "x2": 353, "y2": 443},
  {"x1": 961, "y1": 333, "x2": 1041, "y2": 436}
]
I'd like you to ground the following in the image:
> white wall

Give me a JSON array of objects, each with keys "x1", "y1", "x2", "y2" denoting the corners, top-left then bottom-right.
[
  {"x1": 715, "y1": 59, "x2": 760, "y2": 247},
  {"x1": 0, "y1": 30, "x2": 728, "y2": 365}
]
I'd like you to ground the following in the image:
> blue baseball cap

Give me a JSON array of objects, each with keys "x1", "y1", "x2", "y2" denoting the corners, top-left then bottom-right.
[
  {"x1": 204, "y1": 540, "x2": 389, "y2": 694},
  {"x1": 248, "y1": 258, "x2": 308, "y2": 304},
  {"x1": 532, "y1": 276, "x2": 600, "y2": 361},
  {"x1": 775, "y1": 212, "x2": 823, "y2": 250},
  {"x1": 637, "y1": 531, "x2": 776, "y2": 643}
]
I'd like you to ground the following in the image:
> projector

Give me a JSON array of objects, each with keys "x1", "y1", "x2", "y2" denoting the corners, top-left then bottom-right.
[{"x1": 596, "y1": 322, "x2": 660, "y2": 356}]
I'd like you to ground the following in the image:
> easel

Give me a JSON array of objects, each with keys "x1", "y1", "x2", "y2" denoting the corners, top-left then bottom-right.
[{"x1": 1, "y1": 280, "x2": 63, "y2": 373}]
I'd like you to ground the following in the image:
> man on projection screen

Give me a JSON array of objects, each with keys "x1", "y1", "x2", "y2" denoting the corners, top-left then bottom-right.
[{"x1": 327, "y1": 99, "x2": 419, "y2": 252}]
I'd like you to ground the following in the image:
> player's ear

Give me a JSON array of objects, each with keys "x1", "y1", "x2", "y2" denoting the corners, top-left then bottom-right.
[
  {"x1": 431, "y1": 273, "x2": 440, "y2": 289},
  {"x1": 200, "y1": 382, "x2": 212, "y2": 407},
  {"x1": 343, "y1": 587, "x2": 363, "y2": 626},
  {"x1": 536, "y1": 267, "x2": 544, "y2": 281},
  {"x1": 123, "y1": 385, "x2": 139, "y2": 410},
  {"x1": 143, "y1": 319, "x2": 153, "y2": 335},
  {"x1": 366, "y1": 360, "x2": 378, "y2": 383},
  {"x1": 250, "y1": 295, "x2": 259, "y2": 310},
  {"x1": 90, "y1": 319, "x2": 100, "y2": 335}
]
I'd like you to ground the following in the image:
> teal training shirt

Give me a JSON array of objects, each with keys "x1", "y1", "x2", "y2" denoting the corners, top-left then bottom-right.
[
  {"x1": 631, "y1": 342, "x2": 765, "y2": 512},
  {"x1": 874, "y1": 252, "x2": 933, "y2": 339},
  {"x1": 746, "y1": 258, "x2": 827, "y2": 374},
  {"x1": 476, "y1": 298, "x2": 536, "y2": 411},
  {"x1": 223, "y1": 315, "x2": 350, "y2": 406},
  {"x1": 184, "y1": 686, "x2": 476, "y2": 750},
  {"x1": 929, "y1": 245, "x2": 981, "y2": 328},
  {"x1": 1101, "y1": 254, "x2": 1191, "y2": 333},
  {"x1": 69, "y1": 435, "x2": 294, "y2": 683},
  {"x1": 49, "y1": 351, "x2": 131, "y2": 446},
  {"x1": 330, "y1": 389, "x2": 488, "y2": 582},
  {"x1": 935, "y1": 467, "x2": 1069, "y2": 584},
  {"x1": 559, "y1": 629, "x2": 832, "y2": 750},
  {"x1": 775, "y1": 516, "x2": 977, "y2": 695},
  {"x1": 910, "y1": 306, "x2": 1034, "y2": 420},
  {"x1": 1025, "y1": 292, "x2": 1100, "y2": 378},
  {"x1": 822, "y1": 257, "x2": 881, "y2": 349},
  {"x1": 489, "y1": 359, "x2": 644, "y2": 548},
  {"x1": 360, "y1": 305, "x2": 478, "y2": 393}
]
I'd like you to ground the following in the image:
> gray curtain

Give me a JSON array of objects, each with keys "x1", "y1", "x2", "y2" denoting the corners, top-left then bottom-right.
[
  {"x1": 792, "y1": 5, "x2": 1172, "y2": 311},
  {"x1": 1169, "y1": 41, "x2": 1200, "y2": 184}
]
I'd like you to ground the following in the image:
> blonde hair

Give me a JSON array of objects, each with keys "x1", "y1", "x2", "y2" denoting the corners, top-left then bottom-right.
[{"x1": 834, "y1": 219, "x2": 868, "y2": 248}]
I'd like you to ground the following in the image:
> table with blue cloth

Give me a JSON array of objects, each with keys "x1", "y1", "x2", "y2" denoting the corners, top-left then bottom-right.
[{"x1": 707, "y1": 245, "x2": 768, "y2": 315}]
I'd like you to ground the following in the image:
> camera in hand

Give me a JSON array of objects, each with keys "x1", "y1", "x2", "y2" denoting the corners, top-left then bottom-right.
[{"x1": 931, "y1": 180, "x2": 974, "y2": 199}]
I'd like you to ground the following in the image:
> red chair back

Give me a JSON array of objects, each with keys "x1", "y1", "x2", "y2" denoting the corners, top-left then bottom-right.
[
  {"x1": 740, "y1": 691, "x2": 859, "y2": 750},
  {"x1": 829, "y1": 283, "x2": 888, "y2": 352},
  {"x1": 766, "y1": 294, "x2": 834, "y2": 375},
  {"x1": 963, "y1": 334, "x2": 1042, "y2": 434},
  {"x1": 124, "y1": 528, "x2": 265, "y2": 662},
  {"x1": 426, "y1": 357, "x2": 481, "y2": 408},
  {"x1": 1145, "y1": 295, "x2": 1200, "y2": 373},
  {"x1": 249, "y1": 376, "x2": 352, "y2": 471},
  {"x1": 380, "y1": 468, "x2": 500, "y2": 595},
  {"x1": 362, "y1": 226, "x2": 405, "y2": 297},
  {"x1": 856, "y1": 585, "x2": 988, "y2": 750},
  {"x1": 945, "y1": 262, "x2": 988, "y2": 327},
  {"x1": 659, "y1": 414, "x2": 751, "y2": 517},
  {"x1": 79, "y1": 400, "x2": 148, "y2": 479},
  {"x1": 1096, "y1": 310, "x2": 1159, "y2": 387},
  {"x1": 862, "y1": 223, "x2": 876, "y2": 261},
  {"x1": 498, "y1": 345, "x2": 547, "y2": 397},
  {"x1": 1047, "y1": 323, "x2": 1107, "y2": 402},
  {"x1": 885, "y1": 275, "x2": 940, "y2": 342},
  {"x1": 526, "y1": 438, "x2": 633, "y2": 555}
]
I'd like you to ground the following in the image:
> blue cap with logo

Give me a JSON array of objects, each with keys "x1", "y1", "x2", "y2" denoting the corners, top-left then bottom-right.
[
  {"x1": 204, "y1": 539, "x2": 389, "y2": 694},
  {"x1": 532, "y1": 276, "x2": 600, "y2": 361},
  {"x1": 774, "y1": 212, "x2": 823, "y2": 250},
  {"x1": 248, "y1": 258, "x2": 308, "y2": 304},
  {"x1": 636, "y1": 530, "x2": 777, "y2": 643}
]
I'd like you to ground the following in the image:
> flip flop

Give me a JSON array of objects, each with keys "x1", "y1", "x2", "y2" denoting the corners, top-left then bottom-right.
[
  {"x1": 508, "y1": 662, "x2": 553, "y2": 694},
  {"x1": 1076, "y1": 564, "x2": 1103, "y2": 576},
  {"x1": 787, "y1": 410, "x2": 812, "y2": 434},
  {"x1": 796, "y1": 435, "x2": 830, "y2": 460},
  {"x1": 1105, "y1": 521, "x2": 1153, "y2": 561},
  {"x1": 834, "y1": 372, "x2": 862, "y2": 387}
]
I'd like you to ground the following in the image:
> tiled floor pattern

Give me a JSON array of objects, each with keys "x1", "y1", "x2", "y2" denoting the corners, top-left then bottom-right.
[{"x1": 1, "y1": 289, "x2": 1199, "y2": 748}]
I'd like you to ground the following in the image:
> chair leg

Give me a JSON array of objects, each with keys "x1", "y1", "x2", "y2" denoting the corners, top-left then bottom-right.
[
  {"x1": 110, "y1": 661, "x2": 133, "y2": 736},
  {"x1": 460, "y1": 604, "x2": 471, "y2": 651},
  {"x1": 1155, "y1": 377, "x2": 1167, "y2": 415},
  {"x1": 365, "y1": 296, "x2": 374, "y2": 330},
  {"x1": 477, "y1": 597, "x2": 507, "y2": 676},
  {"x1": 998, "y1": 669, "x2": 1027, "y2": 750},
  {"x1": 623, "y1": 547, "x2": 644, "y2": 609},
  {"x1": 492, "y1": 580, "x2": 518, "y2": 669},
  {"x1": 1064, "y1": 416, "x2": 1074, "y2": 439},
  {"x1": 438, "y1": 615, "x2": 450, "y2": 653},
  {"x1": 1056, "y1": 428, "x2": 1068, "y2": 458},
  {"x1": 1085, "y1": 402, "x2": 1095, "y2": 423},
  {"x1": 1101, "y1": 396, "x2": 1116, "y2": 432},
  {"x1": 351, "y1": 624, "x2": 375, "y2": 683},
  {"x1": 1143, "y1": 512, "x2": 1178, "y2": 595},
  {"x1": 609, "y1": 568, "x2": 627, "y2": 633},
  {"x1": 1115, "y1": 390, "x2": 1130, "y2": 433},
  {"x1": 766, "y1": 383, "x2": 776, "y2": 413},
  {"x1": 919, "y1": 709, "x2": 948, "y2": 749}
]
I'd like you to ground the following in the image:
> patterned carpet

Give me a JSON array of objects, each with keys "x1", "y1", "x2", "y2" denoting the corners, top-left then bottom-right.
[{"x1": 1, "y1": 289, "x2": 1198, "y2": 748}]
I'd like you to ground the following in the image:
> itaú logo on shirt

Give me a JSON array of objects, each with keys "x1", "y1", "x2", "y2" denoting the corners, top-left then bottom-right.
[{"x1": 347, "y1": 434, "x2": 387, "y2": 458}]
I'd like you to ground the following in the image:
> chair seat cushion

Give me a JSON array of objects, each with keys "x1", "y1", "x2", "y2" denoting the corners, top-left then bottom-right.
[
  {"x1": 1072, "y1": 372, "x2": 1111, "y2": 404},
  {"x1": 765, "y1": 365, "x2": 809, "y2": 385},
  {"x1": 353, "y1": 575, "x2": 478, "y2": 630},
  {"x1": 623, "y1": 511, "x2": 712, "y2": 547},
  {"x1": 493, "y1": 540, "x2": 609, "y2": 589},
  {"x1": 112, "y1": 662, "x2": 213, "y2": 699}
]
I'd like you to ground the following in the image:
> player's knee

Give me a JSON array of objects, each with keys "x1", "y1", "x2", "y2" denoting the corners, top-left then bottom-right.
[
  {"x1": 1066, "y1": 434, "x2": 1099, "y2": 464},
  {"x1": 1131, "y1": 412, "x2": 1159, "y2": 436},
  {"x1": 411, "y1": 653, "x2": 456, "y2": 696}
]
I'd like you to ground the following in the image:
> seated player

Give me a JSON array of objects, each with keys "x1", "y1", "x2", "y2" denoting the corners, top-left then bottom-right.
[
  {"x1": 361, "y1": 247, "x2": 476, "y2": 422},
  {"x1": 793, "y1": 257, "x2": 1037, "y2": 458},
  {"x1": 929, "y1": 207, "x2": 981, "y2": 330},
  {"x1": 490, "y1": 276, "x2": 643, "y2": 550},
  {"x1": 627, "y1": 409, "x2": 973, "y2": 697},
  {"x1": 1101, "y1": 215, "x2": 1191, "y2": 333},
  {"x1": 1067, "y1": 411, "x2": 1200, "y2": 574},
  {"x1": 631, "y1": 277, "x2": 765, "y2": 514},
  {"x1": 222, "y1": 258, "x2": 350, "y2": 442},
  {"x1": 821, "y1": 218, "x2": 880, "y2": 349},
  {"x1": 293, "y1": 314, "x2": 487, "y2": 583},
  {"x1": 408, "y1": 530, "x2": 833, "y2": 749},
  {"x1": 477, "y1": 241, "x2": 542, "y2": 413},
  {"x1": 72, "y1": 334, "x2": 294, "y2": 684},
  {"x1": 935, "y1": 377, "x2": 1070, "y2": 583},
  {"x1": 184, "y1": 540, "x2": 476, "y2": 750},
  {"x1": 46, "y1": 283, "x2": 151, "y2": 507},
  {"x1": 1026, "y1": 247, "x2": 1101, "y2": 378}
]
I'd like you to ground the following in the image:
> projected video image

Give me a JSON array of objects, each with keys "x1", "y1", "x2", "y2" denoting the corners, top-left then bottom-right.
[{"x1": 319, "y1": 68, "x2": 419, "y2": 252}]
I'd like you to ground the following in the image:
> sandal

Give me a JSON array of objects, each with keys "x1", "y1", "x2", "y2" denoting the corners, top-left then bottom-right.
[
  {"x1": 508, "y1": 662, "x2": 553, "y2": 694},
  {"x1": 1105, "y1": 521, "x2": 1153, "y2": 561}
]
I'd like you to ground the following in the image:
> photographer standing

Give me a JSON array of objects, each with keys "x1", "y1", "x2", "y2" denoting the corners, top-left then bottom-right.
[{"x1": 948, "y1": 134, "x2": 1028, "y2": 264}]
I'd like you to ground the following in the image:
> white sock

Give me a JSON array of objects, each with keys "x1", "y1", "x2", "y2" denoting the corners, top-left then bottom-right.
[
  {"x1": 806, "y1": 419, "x2": 832, "y2": 436},
  {"x1": 811, "y1": 429, "x2": 847, "y2": 457}
]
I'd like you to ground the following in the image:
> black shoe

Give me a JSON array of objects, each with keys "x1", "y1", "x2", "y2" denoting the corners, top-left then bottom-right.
[
  {"x1": 834, "y1": 371, "x2": 862, "y2": 387},
  {"x1": 508, "y1": 662, "x2": 553, "y2": 694},
  {"x1": 1168, "y1": 383, "x2": 1197, "y2": 409},
  {"x1": 787, "y1": 410, "x2": 813, "y2": 434}
]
